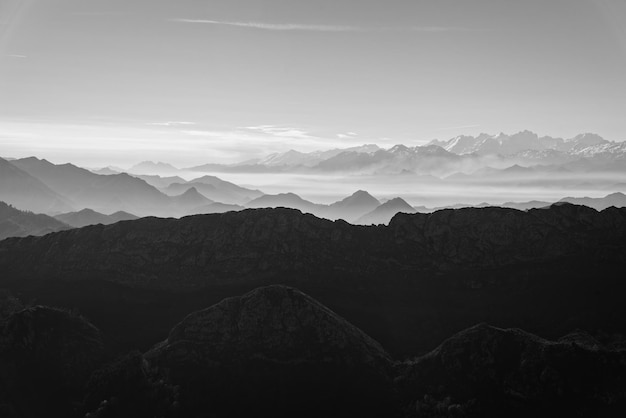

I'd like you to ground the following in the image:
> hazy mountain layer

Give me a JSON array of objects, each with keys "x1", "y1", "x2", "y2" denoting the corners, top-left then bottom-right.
[
  {"x1": 1, "y1": 204, "x2": 624, "y2": 288},
  {"x1": 162, "y1": 175, "x2": 263, "y2": 204},
  {"x1": 54, "y1": 208, "x2": 138, "y2": 228},
  {"x1": 0, "y1": 158, "x2": 73, "y2": 214},
  {"x1": 0, "y1": 201, "x2": 69, "y2": 240}
]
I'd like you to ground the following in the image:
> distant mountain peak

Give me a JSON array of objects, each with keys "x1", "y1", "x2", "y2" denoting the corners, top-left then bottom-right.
[
  {"x1": 381, "y1": 197, "x2": 413, "y2": 209},
  {"x1": 129, "y1": 161, "x2": 179, "y2": 174},
  {"x1": 355, "y1": 196, "x2": 416, "y2": 225}
]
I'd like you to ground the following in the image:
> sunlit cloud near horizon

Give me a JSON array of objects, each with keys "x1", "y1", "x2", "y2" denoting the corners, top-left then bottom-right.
[{"x1": 0, "y1": 120, "x2": 399, "y2": 168}]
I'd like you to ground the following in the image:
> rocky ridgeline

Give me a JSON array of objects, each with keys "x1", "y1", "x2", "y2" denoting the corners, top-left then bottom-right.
[
  {"x1": 0, "y1": 285, "x2": 624, "y2": 417},
  {"x1": 0, "y1": 204, "x2": 624, "y2": 288},
  {"x1": 397, "y1": 323, "x2": 626, "y2": 417},
  {"x1": 146, "y1": 285, "x2": 395, "y2": 416}
]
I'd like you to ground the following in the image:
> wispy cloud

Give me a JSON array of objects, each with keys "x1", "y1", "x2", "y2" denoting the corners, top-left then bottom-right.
[
  {"x1": 244, "y1": 125, "x2": 312, "y2": 139},
  {"x1": 146, "y1": 121, "x2": 196, "y2": 127},
  {"x1": 337, "y1": 132, "x2": 358, "y2": 139},
  {"x1": 4, "y1": 54, "x2": 27, "y2": 58},
  {"x1": 172, "y1": 19, "x2": 360, "y2": 32},
  {"x1": 171, "y1": 19, "x2": 475, "y2": 33}
]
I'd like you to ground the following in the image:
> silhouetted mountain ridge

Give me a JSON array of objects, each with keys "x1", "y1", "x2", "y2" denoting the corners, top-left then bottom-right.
[
  {"x1": 1, "y1": 204, "x2": 624, "y2": 288},
  {"x1": 0, "y1": 201, "x2": 70, "y2": 240},
  {"x1": 54, "y1": 208, "x2": 138, "y2": 228}
]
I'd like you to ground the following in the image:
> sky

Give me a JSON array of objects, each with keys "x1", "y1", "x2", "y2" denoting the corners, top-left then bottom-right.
[{"x1": 1, "y1": 0, "x2": 625, "y2": 167}]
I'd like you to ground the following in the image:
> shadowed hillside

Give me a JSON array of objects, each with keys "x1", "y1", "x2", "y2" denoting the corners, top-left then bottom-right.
[
  {"x1": 1, "y1": 286, "x2": 624, "y2": 418},
  {"x1": 0, "y1": 204, "x2": 625, "y2": 359}
]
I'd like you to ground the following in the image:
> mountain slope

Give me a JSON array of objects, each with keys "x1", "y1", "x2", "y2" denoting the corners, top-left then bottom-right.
[
  {"x1": 0, "y1": 157, "x2": 73, "y2": 214},
  {"x1": 559, "y1": 192, "x2": 626, "y2": 210},
  {"x1": 170, "y1": 187, "x2": 213, "y2": 210},
  {"x1": 245, "y1": 192, "x2": 325, "y2": 215},
  {"x1": 356, "y1": 197, "x2": 416, "y2": 225},
  {"x1": 0, "y1": 306, "x2": 104, "y2": 417},
  {"x1": 397, "y1": 323, "x2": 626, "y2": 416},
  {"x1": 133, "y1": 174, "x2": 187, "y2": 189},
  {"x1": 11, "y1": 157, "x2": 173, "y2": 216},
  {"x1": 189, "y1": 202, "x2": 244, "y2": 215},
  {"x1": 146, "y1": 285, "x2": 394, "y2": 416},
  {"x1": 1, "y1": 204, "x2": 624, "y2": 287},
  {"x1": 0, "y1": 201, "x2": 69, "y2": 240},
  {"x1": 0, "y1": 205, "x2": 625, "y2": 359},
  {"x1": 54, "y1": 208, "x2": 138, "y2": 228},
  {"x1": 164, "y1": 175, "x2": 262, "y2": 205},
  {"x1": 324, "y1": 190, "x2": 380, "y2": 222}
]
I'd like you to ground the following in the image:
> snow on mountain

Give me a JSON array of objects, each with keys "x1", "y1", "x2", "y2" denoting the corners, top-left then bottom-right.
[{"x1": 429, "y1": 131, "x2": 616, "y2": 157}]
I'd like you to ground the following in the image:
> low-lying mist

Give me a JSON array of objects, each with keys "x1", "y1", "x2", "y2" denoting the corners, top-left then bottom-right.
[{"x1": 172, "y1": 169, "x2": 626, "y2": 208}]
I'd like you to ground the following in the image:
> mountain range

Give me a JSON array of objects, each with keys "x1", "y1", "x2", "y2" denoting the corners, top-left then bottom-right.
[
  {"x1": 2, "y1": 151, "x2": 626, "y2": 236},
  {"x1": 54, "y1": 208, "x2": 138, "y2": 228},
  {"x1": 429, "y1": 131, "x2": 610, "y2": 155},
  {"x1": 2, "y1": 129, "x2": 626, "y2": 224},
  {"x1": 0, "y1": 157, "x2": 73, "y2": 213},
  {"x1": 0, "y1": 157, "x2": 265, "y2": 217},
  {"x1": 162, "y1": 175, "x2": 263, "y2": 205},
  {"x1": 0, "y1": 201, "x2": 69, "y2": 240},
  {"x1": 1, "y1": 203, "x2": 625, "y2": 416},
  {"x1": 138, "y1": 131, "x2": 626, "y2": 177},
  {"x1": 4, "y1": 284, "x2": 623, "y2": 417}
]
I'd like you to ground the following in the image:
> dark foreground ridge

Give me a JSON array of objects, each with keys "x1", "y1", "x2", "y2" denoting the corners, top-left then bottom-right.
[
  {"x1": 0, "y1": 203, "x2": 624, "y2": 287},
  {"x1": 145, "y1": 285, "x2": 395, "y2": 417},
  {"x1": 0, "y1": 204, "x2": 625, "y2": 358},
  {"x1": 1, "y1": 285, "x2": 625, "y2": 418}
]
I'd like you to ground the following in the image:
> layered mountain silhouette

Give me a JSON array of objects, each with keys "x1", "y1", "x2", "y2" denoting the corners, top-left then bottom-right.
[
  {"x1": 133, "y1": 174, "x2": 186, "y2": 189},
  {"x1": 324, "y1": 190, "x2": 380, "y2": 222},
  {"x1": 246, "y1": 192, "x2": 325, "y2": 214},
  {"x1": 356, "y1": 197, "x2": 416, "y2": 225},
  {"x1": 560, "y1": 192, "x2": 626, "y2": 211},
  {"x1": 2, "y1": 157, "x2": 263, "y2": 217},
  {"x1": 0, "y1": 157, "x2": 73, "y2": 213},
  {"x1": 0, "y1": 201, "x2": 69, "y2": 240},
  {"x1": 2, "y1": 204, "x2": 623, "y2": 288},
  {"x1": 10, "y1": 157, "x2": 172, "y2": 215},
  {"x1": 190, "y1": 202, "x2": 245, "y2": 215},
  {"x1": 2, "y1": 203, "x2": 624, "y2": 358},
  {"x1": 162, "y1": 175, "x2": 263, "y2": 205},
  {"x1": 255, "y1": 144, "x2": 382, "y2": 168},
  {"x1": 128, "y1": 161, "x2": 180, "y2": 175},
  {"x1": 2, "y1": 284, "x2": 624, "y2": 417},
  {"x1": 54, "y1": 208, "x2": 138, "y2": 228},
  {"x1": 153, "y1": 131, "x2": 626, "y2": 179},
  {"x1": 430, "y1": 131, "x2": 610, "y2": 155},
  {"x1": 170, "y1": 187, "x2": 213, "y2": 209}
]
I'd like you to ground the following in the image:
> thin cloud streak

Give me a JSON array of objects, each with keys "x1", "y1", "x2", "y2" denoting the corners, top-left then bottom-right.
[
  {"x1": 172, "y1": 19, "x2": 476, "y2": 33},
  {"x1": 172, "y1": 19, "x2": 360, "y2": 32},
  {"x1": 146, "y1": 121, "x2": 196, "y2": 127}
]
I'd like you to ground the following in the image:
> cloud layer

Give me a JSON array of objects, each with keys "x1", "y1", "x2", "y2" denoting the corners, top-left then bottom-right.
[{"x1": 172, "y1": 19, "x2": 470, "y2": 33}]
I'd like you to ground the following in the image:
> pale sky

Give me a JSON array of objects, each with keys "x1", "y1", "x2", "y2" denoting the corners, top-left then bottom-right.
[{"x1": 1, "y1": 0, "x2": 625, "y2": 167}]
